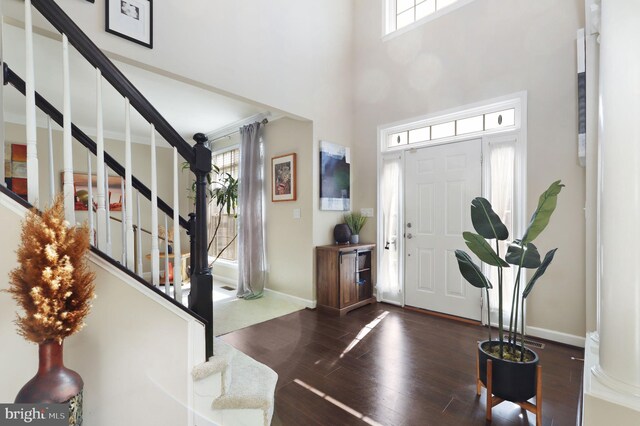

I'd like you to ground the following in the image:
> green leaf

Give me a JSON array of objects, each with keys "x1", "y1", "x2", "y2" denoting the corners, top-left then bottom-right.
[
  {"x1": 463, "y1": 232, "x2": 509, "y2": 267},
  {"x1": 505, "y1": 241, "x2": 541, "y2": 268},
  {"x1": 471, "y1": 197, "x2": 509, "y2": 241},
  {"x1": 522, "y1": 180, "x2": 564, "y2": 244},
  {"x1": 523, "y1": 249, "x2": 558, "y2": 298},
  {"x1": 455, "y1": 250, "x2": 492, "y2": 289}
]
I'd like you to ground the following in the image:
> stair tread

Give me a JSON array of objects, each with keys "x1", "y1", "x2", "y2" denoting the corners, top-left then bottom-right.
[
  {"x1": 192, "y1": 338, "x2": 237, "y2": 380},
  {"x1": 212, "y1": 348, "x2": 278, "y2": 411}
]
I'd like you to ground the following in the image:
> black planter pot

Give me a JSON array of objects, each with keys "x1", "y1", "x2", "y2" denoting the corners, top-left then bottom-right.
[{"x1": 477, "y1": 340, "x2": 539, "y2": 402}]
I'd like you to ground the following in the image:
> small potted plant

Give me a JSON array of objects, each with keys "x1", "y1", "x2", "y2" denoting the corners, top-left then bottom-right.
[
  {"x1": 455, "y1": 180, "x2": 563, "y2": 414},
  {"x1": 344, "y1": 212, "x2": 367, "y2": 244}
]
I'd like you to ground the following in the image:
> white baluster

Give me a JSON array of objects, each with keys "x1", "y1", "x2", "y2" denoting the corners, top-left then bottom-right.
[
  {"x1": 86, "y1": 150, "x2": 94, "y2": 246},
  {"x1": 164, "y1": 214, "x2": 170, "y2": 294},
  {"x1": 124, "y1": 98, "x2": 135, "y2": 270},
  {"x1": 25, "y1": 0, "x2": 39, "y2": 206},
  {"x1": 95, "y1": 69, "x2": 107, "y2": 251},
  {"x1": 136, "y1": 190, "x2": 143, "y2": 276},
  {"x1": 173, "y1": 147, "x2": 182, "y2": 302},
  {"x1": 62, "y1": 35, "x2": 75, "y2": 224},
  {"x1": 121, "y1": 178, "x2": 126, "y2": 265},
  {"x1": 150, "y1": 125, "x2": 159, "y2": 286},
  {"x1": 105, "y1": 166, "x2": 112, "y2": 256},
  {"x1": 47, "y1": 117, "x2": 55, "y2": 201}
]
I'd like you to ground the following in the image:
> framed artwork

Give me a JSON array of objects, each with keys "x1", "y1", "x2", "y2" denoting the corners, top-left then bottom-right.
[
  {"x1": 106, "y1": 0, "x2": 153, "y2": 48},
  {"x1": 272, "y1": 153, "x2": 297, "y2": 202},
  {"x1": 4, "y1": 143, "x2": 28, "y2": 201},
  {"x1": 319, "y1": 141, "x2": 350, "y2": 211},
  {"x1": 67, "y1": 173, "x2": 124, "y2": 212}
]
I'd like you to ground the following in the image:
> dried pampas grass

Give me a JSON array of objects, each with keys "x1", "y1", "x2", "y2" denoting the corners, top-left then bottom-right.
[{"x1": 7, "y1": 194, "x2": 95, "y2": 344}]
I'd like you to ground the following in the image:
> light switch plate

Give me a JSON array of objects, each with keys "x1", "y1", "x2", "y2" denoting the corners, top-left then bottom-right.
[
  {"x1": 293, "y1": 208, "x2": 301, "y2": 219},
  {"x1": 360, "y1": 208, "x2": 374, "y2": 217}
]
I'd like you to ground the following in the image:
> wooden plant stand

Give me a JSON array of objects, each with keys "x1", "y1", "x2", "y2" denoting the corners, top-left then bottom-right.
[{"x1": 476, "y1": 351, "x2": 543, "y2": 426}]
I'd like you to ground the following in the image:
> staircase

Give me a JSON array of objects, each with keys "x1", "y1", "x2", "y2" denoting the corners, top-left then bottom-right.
[
  {"x1": 193, "y1": 340, "x2": 278, "y2": 426},
  {"x1": 0, "y1": 0, "x2": 277, "y2": 424}
]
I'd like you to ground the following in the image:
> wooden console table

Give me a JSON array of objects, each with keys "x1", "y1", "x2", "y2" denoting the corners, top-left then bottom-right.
[{"x1": 316, "y1": 243, "x2": 376, "y2": 316}]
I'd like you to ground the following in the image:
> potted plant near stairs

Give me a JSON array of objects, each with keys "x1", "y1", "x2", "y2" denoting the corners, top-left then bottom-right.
[{"x1": 454, "y1": 180, "x2": 563, "y2": 424}]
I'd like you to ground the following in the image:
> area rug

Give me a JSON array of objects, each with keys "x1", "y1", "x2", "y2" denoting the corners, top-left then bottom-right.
[{"x1": 213, "y1": 285, "x2": 305, "y2": 336}]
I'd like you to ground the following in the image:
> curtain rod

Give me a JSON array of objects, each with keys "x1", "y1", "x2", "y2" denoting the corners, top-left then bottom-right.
[{"x1": 205, "y1": 112, "x2": 271, "y2": 142}]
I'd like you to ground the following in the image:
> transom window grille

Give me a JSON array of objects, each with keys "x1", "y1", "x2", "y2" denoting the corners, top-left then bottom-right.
[
  {"x1": 386, "y1": 108, "x2": 515, "y2": 149},
  {"x1": 209, "y1": 148, "x2": 239, "y2": 262},
  {"x1": 386, "y1": 0, "x2": 475, "y2": 36}
]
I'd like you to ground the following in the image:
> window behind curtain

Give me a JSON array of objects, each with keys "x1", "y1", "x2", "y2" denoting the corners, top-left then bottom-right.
[
  {"x1": 210, "y1": 148, "x2": 239, "y2": 262},
  {"x1": 486, "y1": 141, "x2": 516, "y2": 328}
]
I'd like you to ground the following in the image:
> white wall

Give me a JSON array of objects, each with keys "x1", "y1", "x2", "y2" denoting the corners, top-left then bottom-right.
[
  {"x1": 352, "y1": 0, "x2": 587, "y2": 339},
  {"x1": 264, "y1": 118, "x2": 314, "y2": 301},
  {"x1": 0, "y1": 193, "x2": 204, "y2": 425}
]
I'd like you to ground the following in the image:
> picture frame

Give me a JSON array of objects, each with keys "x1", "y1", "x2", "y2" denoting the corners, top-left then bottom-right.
[
  {"x1": 66, "y1": 172, "x2": 124, "y2": 212},
  {"x1": 4, "y1": 143, "x2": 28, "y2": 201},
  {"x1": 106, "y1": 0, "x2": 153, "y2": 49},
  {"x1": 271, "y1": 153, "x2": 297, "y2": 202},
  {"x1": 319, "y1": 141, "x2": 350, "y2": 211}
]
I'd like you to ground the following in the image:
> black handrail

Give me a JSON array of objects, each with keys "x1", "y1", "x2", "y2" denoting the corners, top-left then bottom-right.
[
  {"x1": 30, "y1": 0, "x2": 195, "y2": 165},
  {"x1": 3, "y1": 63, "x2": 190, "y2": 230}
]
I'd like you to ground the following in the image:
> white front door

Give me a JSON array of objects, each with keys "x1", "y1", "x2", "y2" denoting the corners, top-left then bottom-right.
[{"x1": 404, "y1": 139, "x2": 482, "y2": 320}]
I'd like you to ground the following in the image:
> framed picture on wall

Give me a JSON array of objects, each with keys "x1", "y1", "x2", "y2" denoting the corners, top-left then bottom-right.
[
  {"x1": 106, "y1": 0, "x2": 153, "y2": 48},
  {"x1": 65, "y1": 173, "x2": 124, "y2": 212},
  {"x1": 4, "y1": 143, "x2": 28, "y2": 201},
  {"x1": 319, "y1": 141, "x2": 350, "y2": 211},
  {"x1": 271, "y1": 153, "x2": 297, "y2": 202}
]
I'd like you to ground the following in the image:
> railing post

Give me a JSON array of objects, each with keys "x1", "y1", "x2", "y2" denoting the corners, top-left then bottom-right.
[{"x1": 188, "y1": 133, "x2": 213, "y2": 359}]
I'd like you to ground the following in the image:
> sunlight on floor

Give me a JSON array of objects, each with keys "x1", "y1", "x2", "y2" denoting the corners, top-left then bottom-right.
[
  {"x1": 294, "y1": 379, "x2": 384, "y2": 426},
  {"x1": 340, "y1": 311, "x2": 389, "y2": 358}
]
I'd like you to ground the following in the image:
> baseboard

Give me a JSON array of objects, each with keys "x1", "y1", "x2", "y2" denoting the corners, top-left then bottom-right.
[
  {"x1": 526, "y1": 325, "x2": 586, "y2": 348},
  {"x1": 264, "y1": 288, "x2": 316, "y2": 309},
  {"x1": 212, "y1": 274, "x2": 316, "y2": 309}
]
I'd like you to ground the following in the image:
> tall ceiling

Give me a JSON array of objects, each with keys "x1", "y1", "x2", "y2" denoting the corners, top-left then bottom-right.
[{"x1": 3, "y1": 23, "x2": 268, "y2": 146}]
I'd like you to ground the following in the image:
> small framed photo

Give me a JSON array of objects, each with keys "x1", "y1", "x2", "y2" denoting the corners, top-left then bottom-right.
[
  {"x1": 271, "y1": 153, "x2": 297, "y2": 202},
  {"x1": 106, "y1": 0, "x2": 153, "y2": 49}
]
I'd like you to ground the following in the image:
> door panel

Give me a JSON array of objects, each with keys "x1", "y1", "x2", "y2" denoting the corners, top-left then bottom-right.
[
  {"x1": 339, "y1": 251, "x2": 357, "y2": 307},
  {"x1": 405, "y1": 139, "x2": 482, "y2": 320}
]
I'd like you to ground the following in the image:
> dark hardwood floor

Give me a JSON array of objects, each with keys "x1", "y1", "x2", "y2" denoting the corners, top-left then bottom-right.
[{"x1": 221, "y1": 303, "x2": 583, "y2": 426}]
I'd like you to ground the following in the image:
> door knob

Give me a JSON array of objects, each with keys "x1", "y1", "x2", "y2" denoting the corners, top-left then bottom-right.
[{"x1": 406, "y1": 233, "x2": 413, "y2": 239}]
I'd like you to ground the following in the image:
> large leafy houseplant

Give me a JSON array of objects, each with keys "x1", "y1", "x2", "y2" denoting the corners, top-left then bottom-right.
[
  {"x1": 455, "y1": 180, "x2": 563, "y2": 361},
  {"x1": 184, "y1": 163, "x2": 239, "y2": 264}
]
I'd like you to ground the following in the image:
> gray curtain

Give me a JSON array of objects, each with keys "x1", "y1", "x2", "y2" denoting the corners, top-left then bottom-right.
[{"x1": 237, "y1": 122, "x2": 266, "y2": 298}]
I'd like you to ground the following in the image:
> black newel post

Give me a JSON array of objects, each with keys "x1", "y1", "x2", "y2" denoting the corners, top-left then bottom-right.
[{"x1": 189, "y1": 133, "x2": 213, "y2": 359}]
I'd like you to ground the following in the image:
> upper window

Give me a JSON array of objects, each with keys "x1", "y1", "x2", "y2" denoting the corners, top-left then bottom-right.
[
  {"x1": 381, "y1": 92, "x2": 525, "y2": 152},
  {"x1": 386, "y1": 108, "x2": 516, "y2": 150},
  {"x1": 385, "y1": 0, "x2": 475, "y2": 37}
]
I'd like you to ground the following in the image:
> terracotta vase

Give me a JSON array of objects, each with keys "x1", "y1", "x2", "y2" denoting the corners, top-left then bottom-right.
[{"x1": 15, "y1": 340, "x2": 84, "y2": 425}]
